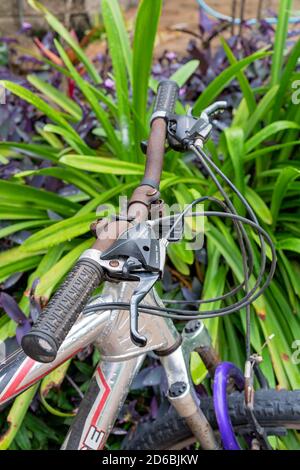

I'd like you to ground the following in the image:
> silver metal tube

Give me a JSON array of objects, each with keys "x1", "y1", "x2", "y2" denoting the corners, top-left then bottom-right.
[
  {"x1": 160, "y1": 345, "x2": 219, "y2": 450},
  {"x1": 0, "y1": 298, "x2": 111, "y2": 406},
  {"x1": 62, "y1": 356, "x2": 144, "y2": 450}
]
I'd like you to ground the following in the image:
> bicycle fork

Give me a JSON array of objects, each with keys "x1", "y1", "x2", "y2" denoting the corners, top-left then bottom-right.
[{"x1": 160, "y1": 346, "x2": 219, "y2": 450}]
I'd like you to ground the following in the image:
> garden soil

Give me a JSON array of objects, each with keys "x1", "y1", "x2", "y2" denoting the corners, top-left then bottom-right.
[
  {"x1": 85, "y1": 0, "x2": 300, "y2": 60},
  {"x1": 10, "y1": 0, "x2": 300, "y2": 72}
]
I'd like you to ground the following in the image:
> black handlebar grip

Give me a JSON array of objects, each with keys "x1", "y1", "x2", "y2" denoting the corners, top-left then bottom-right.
[
  {"x1": 151, "y1": 80, "x2": 179, "y2": 123},
  {"x1": 21, "y1": 259, "x2": 104, "y2": 363}
]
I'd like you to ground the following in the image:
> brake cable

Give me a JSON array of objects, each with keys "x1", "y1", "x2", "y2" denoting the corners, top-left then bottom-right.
[{"x1": 84, "y1": 208, "x2": 276, "y2": 319}]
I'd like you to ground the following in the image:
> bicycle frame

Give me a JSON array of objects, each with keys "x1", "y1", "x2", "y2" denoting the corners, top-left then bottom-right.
[{"x1": 0, "y1": 281, "x2": 218, "y2": 450}]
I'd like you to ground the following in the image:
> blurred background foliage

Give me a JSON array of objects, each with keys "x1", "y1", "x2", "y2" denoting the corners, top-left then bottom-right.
[{"x1": 0, "y1": 0, "x2": 300, "y2": 449}]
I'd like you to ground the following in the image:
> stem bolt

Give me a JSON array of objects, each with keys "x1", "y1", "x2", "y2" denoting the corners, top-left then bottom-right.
[
  {"x1": 146, "y1": 188, "x2": 158, "y2": 197},
  {"x1": 169, "y1": 381, "x2": 187, "y2": 397},
  {"x1": 184, "y1": 320, "x2": 201, "y2": 334},
  {"x1": 109, "y1": 260, "x2": 119, "y2": 268}
]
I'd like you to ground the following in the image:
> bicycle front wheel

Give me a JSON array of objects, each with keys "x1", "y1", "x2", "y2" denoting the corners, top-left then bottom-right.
[{"x1": 122, "y1": 389, "x2": 300, "y2": 450}]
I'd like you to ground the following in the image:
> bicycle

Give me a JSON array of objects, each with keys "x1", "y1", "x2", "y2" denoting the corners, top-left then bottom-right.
[{"x1": 0, "y1": 81, "x2": 299, "y2": 450}]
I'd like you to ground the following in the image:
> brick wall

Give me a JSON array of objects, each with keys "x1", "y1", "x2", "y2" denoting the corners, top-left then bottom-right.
[{"x1": 0, "y1": 0, "x2": 139, "y2": 35}]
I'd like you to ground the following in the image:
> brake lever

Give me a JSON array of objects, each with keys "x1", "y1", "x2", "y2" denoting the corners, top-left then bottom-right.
[
  {"x1": 201, "y1": 101, "x2": 228, "y2": 120},
  {"x1": 84, "y1": 249, "x2": 162, "y2": 347},
  {"x1": 129, "y1": 272, "x2": 160, "y2": 347}
]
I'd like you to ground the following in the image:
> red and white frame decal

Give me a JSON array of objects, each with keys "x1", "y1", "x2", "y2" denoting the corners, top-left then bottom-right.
[
  {"x1": 81, "y1": 367, "x2": 111, "y2": 450},
  {"x1": 0, "y1": 348, "x2": 83, "y2": 405},
  {"x1": 1, "y1": 357, "x2": 111, "y2": 450},
  {"x1": 0, "y1": 357, "x2": 36, "y2": 404}
]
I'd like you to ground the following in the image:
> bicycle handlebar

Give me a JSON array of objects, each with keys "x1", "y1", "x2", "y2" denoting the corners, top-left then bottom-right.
[
  {"x1": 21, "y1": 259, "x2": 104, "y2": 362},
  {"x1": 21, "y1": 80, "x2": 179, "y2": 363},
  {"x1": 151, "y1": 80, "x2": 179, "y2": 124}
]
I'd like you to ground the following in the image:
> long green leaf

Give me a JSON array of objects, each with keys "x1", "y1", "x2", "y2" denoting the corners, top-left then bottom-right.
[
  {"x1": 206, "y1": 223, "x2": 265, "y2": 313},
  {"x1": 277, "y1": 238, "x2": 300, "y2": 254},
  {"x1": 221, "y1": 38, "x2": 256, "y2": 113},
  {"x1": 271, "y1": 167, "x2": 300, "y2": 227},
  {"x1": 231, "y1": 97, "x2": 249, "y2": 128},
  {"x1": 279, "y1": 251, "x2": 300, "y2": 298},
  {"x1": 245, "y1": 186, "x2": 272, "y2": 225},
  {"x1": 132, "y1": 0, "x2": 162, "y2": 142},
  {"x1": 0, "y1": 220, "x2": 53, "y2": 240},
  {"x1": 0, "y1": 180, "x2": 79, "y2": 216},
  {"x1": 201, "y1": 241, "x2": 226, "y2": 349},
  {"x1": 27, "y1": 74, "x2": 83, "y2": 121},
  {"x1": 14, "y1": 167, "x2": 100, "y2": 198},
  {"x1": 42, "y1": 124, "x2": 92, "y2": 155},
  {"x1": 60, "y1": 154, "x2": 146, "y2": 175},
  {"x1": 102, "y1": 0, "x2": 132, "y2": 82},
  {"x1": 270, "y1": 0, "x2": 293, "y2": 86},
  {"x1": 245, "y1": 141, "x2": 300, "y2": 162},
  {"x1": 0, "y1": 206, "x2": 47, "y2": 220},
  {"x1": 0, "y1": 254, "x2": 43, "y2": 283},
  {"x1": 28, "y1": 0, "x2": 101, "y2": 84},
  {"x1": 244, "y1": 85, "x2": 279, "y2": 138},
  {"x1": 0, "y1": 258, "x2": 44, "y2": 285},
  {"x1": 0, "y1": 385, "x2": 39, "y2": 450},
  {"x1": 37, "y1": 126, "x2": 64, "y2": 150},
  {"x1": 36, "y1": 238, "x2": 94, "y2": 298},
  {"x1": 0, "y1": 244, "x2": 44, "y2": 267},
  {"x1": 167, "y1": 244, "x2": 190, "y2": 276},
  {"x1": 278, "y1": 106, "x2": 300, "y2": 161},
  {"x1": 78, "y1": 181, "x2": 138, "y2": 215},
  {"x1": 0, "y1": 142, "x2": 58, "y2": 162},
  {"x1": 102, "y1": 0, "x2": 132, "y2": 153},
  {"x1": 170, "y1": 60, "x2": 200, "y2": 88},
  {"x1": 224, "y1": 127, "x2": 245, "y2": 195},
  {"x1": 19, "y1": 245, "x2": 68, "y2": 313},
  {"x1": 22, "y1": 214, "x2": 97, "y2": 252},
  {"x1": 272, "y1": 39, "x2": 300, "y2": 119},
  {"x1": 245, "y1": 121, "x2": 300, "y2": 153},
  {"x1": 193, "y1": 50, "x2": 271, "y2": 113},
  {"x1": 40, "y1": 360, "x2": 74, "y2": 418},
  {"x1": 54, "y1": 40, "x2": 121, "y2": 157}
]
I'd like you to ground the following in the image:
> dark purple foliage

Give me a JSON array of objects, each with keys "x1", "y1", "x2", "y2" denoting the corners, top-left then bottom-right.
[
  {"x1": 151, "y1": 11, "x2": 277, "y2": 128},
  {"x1": 76, "y1": 344, "x2": 93, "y2": 361},
  {"x1": 199, "y1": 8, "x2": 215, "y2": 34},
  {"x1": 29, "y1": 278, "x2": 42, "y2": 322},
  {"x1": 0, "y1": 37, "x2": 18, "y2": 45},
  {"x1": 1, "y1": 272, "x2": 24, "y2": 290},
  {"x1": 16, "y1": 320, "x2": 31, "y2": 345},
  {"x1": 162, "y1": 267, "x2": 179, "y2": 292},
  {"x1": 20, "y1": 22, "x2": 33, "y2": 34},
  {"x1": 131, "y1": 365, "x2": 168, "y2": 396},
  {"x1": 0, "y1": 292, "x2": 27, "y2": 323},
  {"x1": 182, "y1": 286, "x2": 199, "y2": 302},
  {"x1": 150, "y1": 396, "x2": 159, "y2": 419},
  {"x1": 131, "y1": 365, "x2": 164, "y2": 389},
  {"x1": 0, "y1": 292, "x2": 31, "y2": 344},
  {"x1": 103, "y1": 78, "x2": 115, "y2": 90},
  {"x1": 117, "y1": 399, "x2": 140, "y2": 427}
]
